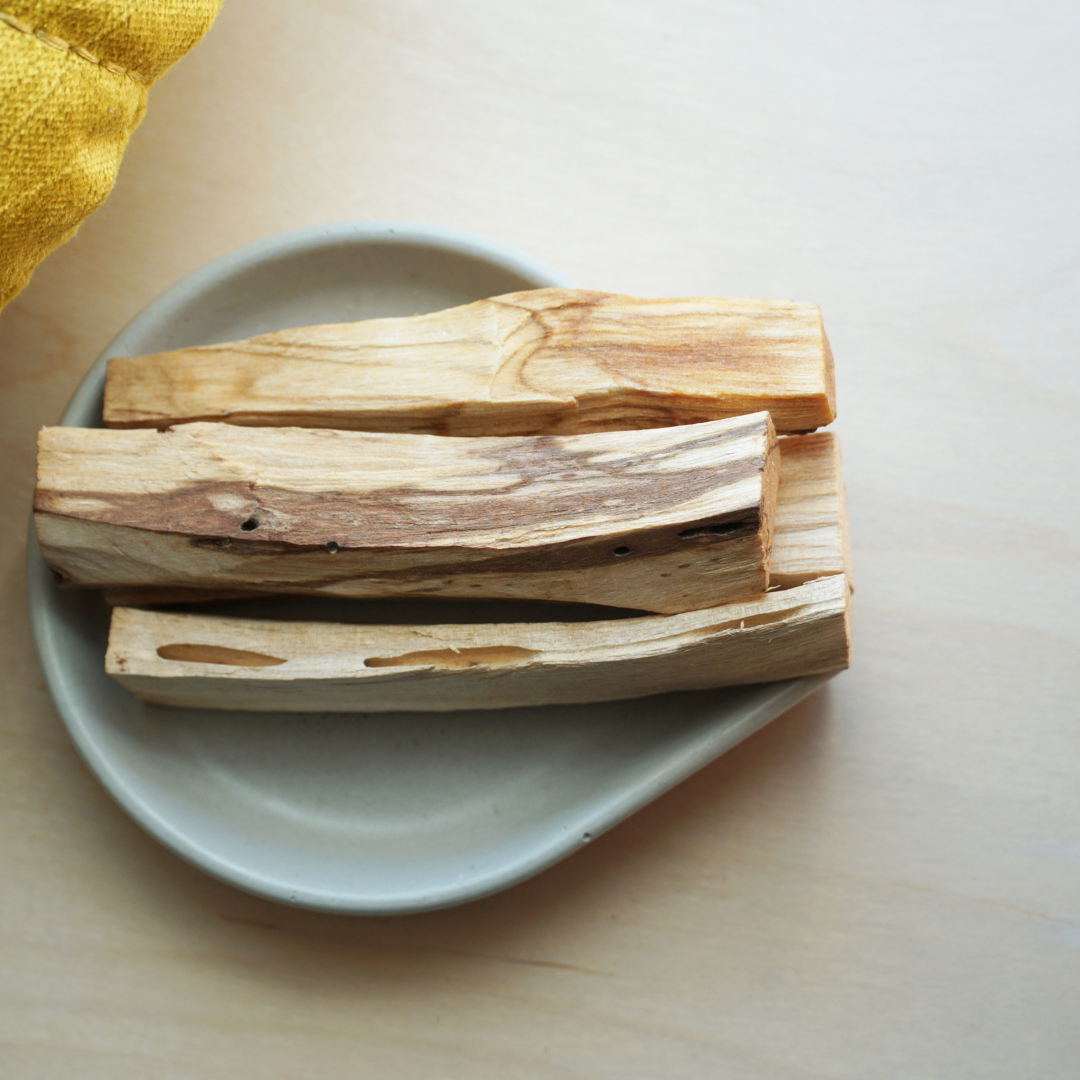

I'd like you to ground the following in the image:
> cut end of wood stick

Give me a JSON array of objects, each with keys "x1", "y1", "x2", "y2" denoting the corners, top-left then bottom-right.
[
  {"x1": 770, "y1": 432, "x2": 853, "y2": 592},
  {"x1": 102, "y1": 288, "x2": 836, "y2": 436}
]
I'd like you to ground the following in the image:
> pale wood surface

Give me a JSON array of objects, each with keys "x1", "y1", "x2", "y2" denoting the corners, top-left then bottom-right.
[
  {"x1": 35, "y1": 413, "x2": 779, "y2": 613},
  {"x1": 107, "y1": 574, "x2": 849, "y2": 712},
  {"x1": 102, "y1": 288, "x2": 835, "y2": 434},
  {"x1": 1, "y1": 2, "x2": 1078, "y2": 1078}
]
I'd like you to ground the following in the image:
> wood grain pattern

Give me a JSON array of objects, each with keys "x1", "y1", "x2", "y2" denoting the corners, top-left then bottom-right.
[
  {"x1": 102, "y1": 289, "x2": 837, "y2": 436},
  {"x1": 105, "y1": 574, "x2": 850, "y2": 712},
  {"x1": 770, "y1": 432, "x2": 852, "y2": 590},
  {"x1": 35, "y1": 413, "x2": 779, "y2": 614},
  {"x1": 99, "y1": 431, "x2": 849, "y2": 608}
]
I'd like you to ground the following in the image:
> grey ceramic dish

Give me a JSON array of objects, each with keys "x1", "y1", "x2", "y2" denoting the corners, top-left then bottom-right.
[{"x1": 26, "y1": 221, "x2": 832, "y2": 914}]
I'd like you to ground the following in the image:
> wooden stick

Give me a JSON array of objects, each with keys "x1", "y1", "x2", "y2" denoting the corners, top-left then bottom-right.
[
  {"x1": 104, "y1": 574, "x2": 850, "y2": 712},
  {"x1": 36, "y1": 414, "x2": 779, "y2": 615},
  {"x1": 102, "y1": 289, "x2": 836, "y2": 436},
  {"x1": 99, "y1": 431, "x2": 849, "y2": 608}
]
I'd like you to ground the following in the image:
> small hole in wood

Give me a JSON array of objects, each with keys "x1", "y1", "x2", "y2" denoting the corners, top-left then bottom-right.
[
  {"x1": 240, "y1": 517, "x2": 259, "y2": 531},
  {"x1": 325, "y1": 541, "x2": 339, "y2": 553},
  {"x1": 613, "y1": 546, "x2": 631, "y2": 556}
]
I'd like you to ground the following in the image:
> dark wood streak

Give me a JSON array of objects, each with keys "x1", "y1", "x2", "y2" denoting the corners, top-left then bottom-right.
[
  {"x1": 34, "y1": 421, "x2": 767, "y2": 551},
  {"x1": 34, "y1": 507, "x2": 762, "y2": 582}
]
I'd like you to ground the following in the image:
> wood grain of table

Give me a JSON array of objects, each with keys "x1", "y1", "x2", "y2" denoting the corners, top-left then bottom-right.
[{"x1": 2, "y1": 2, "x2": 1078, "y2": 1077}]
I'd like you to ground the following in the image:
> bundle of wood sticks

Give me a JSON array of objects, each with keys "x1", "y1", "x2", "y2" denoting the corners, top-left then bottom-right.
[{"x1": 34, "y1": 288, "x2": 851, "y2": 712}]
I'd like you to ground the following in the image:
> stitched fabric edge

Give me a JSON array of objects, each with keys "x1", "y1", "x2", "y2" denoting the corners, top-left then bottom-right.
[{"x1": 0, "y1": 9, "x2": 149, "y2": 83}]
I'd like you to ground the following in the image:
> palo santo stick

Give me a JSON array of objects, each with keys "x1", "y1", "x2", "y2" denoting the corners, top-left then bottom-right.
[
  {"x1": 99, "y1": 430, "x2": 850, "y2": 608},
  {"x1": 36, "y1": 414, "x2": 779, "y2": 615},
  {"x1": 102, "y1": 289, "x2": 836, "y2": 436},
  {"x1": 104, "y1": 575, "x2": 850, "y2": 712}
]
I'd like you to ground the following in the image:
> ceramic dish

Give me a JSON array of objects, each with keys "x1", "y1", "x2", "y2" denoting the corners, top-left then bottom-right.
[{"x1": 27, "y1": 221, "x2": 833, "y2": 914}]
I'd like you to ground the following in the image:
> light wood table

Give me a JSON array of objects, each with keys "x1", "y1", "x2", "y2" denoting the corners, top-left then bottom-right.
[{"x1": 2, "y1": 3, "x2": 1077, "y2": 1076}]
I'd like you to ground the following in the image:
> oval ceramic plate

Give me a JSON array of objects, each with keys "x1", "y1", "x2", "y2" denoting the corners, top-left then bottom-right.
[{"x1": 27, "y1": 221, "x2": 831, "y2": 914}]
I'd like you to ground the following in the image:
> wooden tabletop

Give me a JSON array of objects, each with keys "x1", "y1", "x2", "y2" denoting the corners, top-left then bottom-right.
[{"x1": 2, "y1": 2, "x2": 1077, "y2": 1076}]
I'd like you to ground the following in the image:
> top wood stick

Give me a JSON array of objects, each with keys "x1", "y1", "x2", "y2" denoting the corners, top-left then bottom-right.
[{"x1": 102, "y1": 289, "x2": 836, "y2": 436}]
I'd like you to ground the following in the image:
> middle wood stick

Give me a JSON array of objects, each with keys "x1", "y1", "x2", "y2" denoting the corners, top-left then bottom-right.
[{"x1": 35, "y1": 413, "x2": 778, "y2": 614}]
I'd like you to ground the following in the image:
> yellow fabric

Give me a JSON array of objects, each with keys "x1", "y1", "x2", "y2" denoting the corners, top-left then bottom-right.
[{"x1": 0, "y1": 0, "x2": 222, "y2": 309}]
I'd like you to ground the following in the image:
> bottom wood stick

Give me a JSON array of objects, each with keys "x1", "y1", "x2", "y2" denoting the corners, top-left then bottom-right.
[{"x1": 105, "y1": 574, "x2": 850, "y2": 713}]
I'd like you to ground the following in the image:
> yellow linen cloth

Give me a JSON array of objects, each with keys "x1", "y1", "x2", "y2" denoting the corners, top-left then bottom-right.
[{"x1": 0, "y1": 0, "x2": 221, "y2": 309}]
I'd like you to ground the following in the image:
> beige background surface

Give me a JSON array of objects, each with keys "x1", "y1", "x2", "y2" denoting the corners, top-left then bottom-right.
[{"x1": 2, "y1": 2, "x2": 1079, "y2": 1077}]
